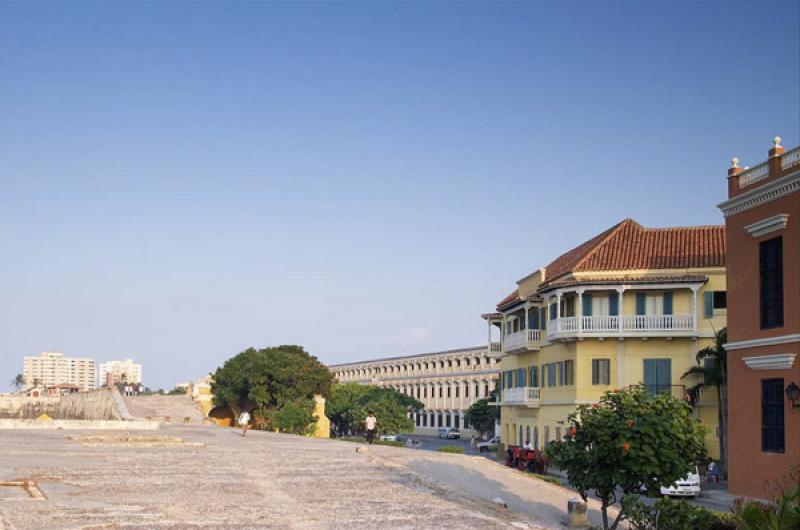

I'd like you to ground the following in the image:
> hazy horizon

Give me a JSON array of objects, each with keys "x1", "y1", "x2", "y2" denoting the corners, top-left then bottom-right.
[{"x1": 1, "y1": 0, "x2": 798, "y2": 391}]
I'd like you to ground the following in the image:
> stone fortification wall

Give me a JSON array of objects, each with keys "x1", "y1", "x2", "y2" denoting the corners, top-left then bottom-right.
[{"x1": 58, "y1": 388, "x2": 122, "y2": 420}]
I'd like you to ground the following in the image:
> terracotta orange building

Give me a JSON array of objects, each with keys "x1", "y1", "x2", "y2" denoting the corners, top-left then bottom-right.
[{"x1": 718, "y1": 137, "x2": 800, "y2": 499}]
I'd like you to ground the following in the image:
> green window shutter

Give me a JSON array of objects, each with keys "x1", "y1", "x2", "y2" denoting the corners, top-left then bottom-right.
[
  {"x1": 663, "y1": 292, "x2": 673, "y2": 315},
  {"x1": 582, "y1": 293, "x2": 593, "y2": 316},
  {"x1": 704, "y1": 291, "x2": 714, "y2": 318},
  {"x1": 636, "y1": 293, "x2": 646, "y2": 315},
  {"x1": 609, "y1": 293, "x2": 619, "y2": 316}
]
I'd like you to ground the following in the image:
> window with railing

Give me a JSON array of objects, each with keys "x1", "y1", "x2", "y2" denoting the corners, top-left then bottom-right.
[{"x1": 643, "y1": 359, "x2": 671, "y2": 395}]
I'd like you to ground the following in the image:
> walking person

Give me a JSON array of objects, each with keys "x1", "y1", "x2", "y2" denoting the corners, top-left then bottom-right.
[
  {"x1": 365, "y1": 411, "x2": 377, "y2": 445},
  {"x1": 707, "y1": 459, "x2": 719, "y2": 484},
  {"x1": 238, "y1": 409, "x2": 251, "y2": 437}
]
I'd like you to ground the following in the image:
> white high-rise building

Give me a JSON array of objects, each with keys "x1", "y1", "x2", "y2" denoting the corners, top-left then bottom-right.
[
  {"x1": 23, "y1": 351, "x2": 97, "y2": 391},
  {"x1": 98, "y1": 359, "x2": 142, "y2": 386}
]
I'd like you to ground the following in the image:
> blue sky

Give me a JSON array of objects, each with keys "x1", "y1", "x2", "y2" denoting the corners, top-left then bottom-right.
[{"x1": 0, "y1": 1, "x2": 797, "y2": 391}]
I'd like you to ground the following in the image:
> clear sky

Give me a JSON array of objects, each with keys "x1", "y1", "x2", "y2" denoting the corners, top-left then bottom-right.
[{"x1": 0, "y1": 1, "x2": 798, "y2": 392}]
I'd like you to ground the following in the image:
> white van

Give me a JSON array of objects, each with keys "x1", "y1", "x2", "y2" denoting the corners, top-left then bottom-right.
[{"x1": 660, "y1": 466, "x2": 701, "y2": 497}]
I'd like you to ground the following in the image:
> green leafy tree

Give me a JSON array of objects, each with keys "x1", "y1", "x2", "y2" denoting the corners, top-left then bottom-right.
[
  {"x1": 10, "y1": 373, "x2": 25, "y2": 392},
  {"x1": 682, "y1": 327, "x2": 727, "y2": 475},
  {"x1": 272, "y1": 398, "x2": 317, "y2": 435},
  {"x1": 326, "y1": 383, "x2": 422, "y2": 436},
  {"x1": 212, "y1": 345, "x2": 333, "y2": 431},
  {"x1": 167, "y1": 387, "x2": 187, "y2": 395},
  {"x1": 464, "y1": 398, "x2": 499, "y2": 437},
  {"x1": 546, "y1": 386, "x2": 707, "y2": 530}
]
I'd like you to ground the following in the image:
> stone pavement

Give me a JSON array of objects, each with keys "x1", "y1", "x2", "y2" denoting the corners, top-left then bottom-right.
[{"x1": 0, "y1": 425, "x2": 613, "y2": 529}]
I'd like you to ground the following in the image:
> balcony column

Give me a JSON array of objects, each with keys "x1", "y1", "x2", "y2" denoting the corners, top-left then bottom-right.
[
  {"x1": 524, "y1": 304, "x2": 529, "y2": 334},
  {"x1": 691, "y1": 287, "x2": 699, "y2": 335},
  {"x1": 617, "y1": 288, "x2": 625, "y2": 331},
  {"x1": 577, "y1": 290, "x2": 584, "y2": 332}
]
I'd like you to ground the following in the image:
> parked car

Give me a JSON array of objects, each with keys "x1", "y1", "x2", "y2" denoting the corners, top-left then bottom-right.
[
  {"x1": 660, "y1": 466, "x2": 701, "y2": 498},
  {"x1": 379, "y1": 433, "x2": 399, "y2": 442},
  {"x1": 437, "y1": 427, "x2": 461, "y2": 439},
  {"x1": 477, "y1": 436, "x2": 501, "y2": 453}
]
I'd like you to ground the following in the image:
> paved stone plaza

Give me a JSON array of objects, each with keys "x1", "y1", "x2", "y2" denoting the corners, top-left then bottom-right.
[{"x1": 0, "y1": 425, "x2": 611, "y2": 529}]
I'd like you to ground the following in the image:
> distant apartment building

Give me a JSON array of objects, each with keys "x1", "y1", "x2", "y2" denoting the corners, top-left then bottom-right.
[
  {"x1": 330, "y1": 347, "x2": 500, "y2": 434},
  {"x1": 98, "y1": 359, "x2": 143, "y2": 386},
  {"x1": 484, "y1": 219, "x2": 726, "y2": 457},
  {"x1": 718, "y1": 138, "x2": 800, "y2": 499},
  {"x1": 23, "y1": 351, "x2": 97, "y2": 392}
]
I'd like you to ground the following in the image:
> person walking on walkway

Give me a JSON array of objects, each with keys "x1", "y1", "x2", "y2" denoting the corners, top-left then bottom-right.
[
  {"x1": 707, "y1": 459, "x2": 719, "y2": 484},
  {"x1": 365, "y1": 411, "x2": 377, "y2": 444},
  {"x1": 238, "y1": 409, "x2": 251, "y2": 437}
]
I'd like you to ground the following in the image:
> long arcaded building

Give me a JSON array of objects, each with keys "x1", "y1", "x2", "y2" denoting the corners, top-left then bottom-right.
[{"x1": 330, "y1": 346, "x2": 500, "y2": 434}]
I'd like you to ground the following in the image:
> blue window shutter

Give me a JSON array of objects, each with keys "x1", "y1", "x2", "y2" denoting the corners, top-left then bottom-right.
[
  {"x1": 529, "y1": 310, "x2": 539, "y2": 330},
  {"x1": 609, "y1": 293, "x2": 618, "y2": 316},
  {"x1": 658, "y1": 359, "x2": 672, "y2": 388},
  {"x1": 636, "y1": 293, "x2": 646, "y2": 315},
  {"x1": 663, "y1": 292, "x2": 673, "y2": 315},
  {"x1": 704, "y1": 292, "x2": 714, "y2": 318},
  {"x1": 643, "y1": 359, "x2": 656, "y2": 393},
  {"x1": 550, "y1": 303, "x2": 557, "y2": 320},
  {"x1": 582, "y1": 293, "x2": 592, "y2": 316}
]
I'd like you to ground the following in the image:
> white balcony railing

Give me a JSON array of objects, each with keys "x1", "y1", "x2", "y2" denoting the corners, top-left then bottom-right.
[
  {"x1": 621, "y1": 314, "x2": 693, "y2": 331},
  {"x1": 490, "y1": 342, "x2": 502, "y2": 354},
  {"x1": 548, "y1": 314, "x2": 694, "y2": 337},
  {"x1": 502, "y1": 386, "x2": 541, "y2": 406},
  {"x1": 581, "y1": 315, "x2": 619, "y2": 331},
  {"x1": 502, "y1": 329, "x2": 542, "y2": 352}
]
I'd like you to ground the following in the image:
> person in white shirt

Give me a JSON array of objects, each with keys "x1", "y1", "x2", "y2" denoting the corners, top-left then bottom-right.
[
  {"x1": 365, "y1": 412, "x2": 377, "y2": 444},
  {"x1": 238, "y1": 410, "x2": 251, "y2": 437},
  {"x1": 522, "y1": 440, "x2": 532, "y2": 450}
]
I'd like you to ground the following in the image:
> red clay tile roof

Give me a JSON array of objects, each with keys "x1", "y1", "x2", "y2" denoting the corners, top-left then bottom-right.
[
  {"x1": 540, "y1": 219, "x2": 725, "y2": 287},
  {"x1": 496, "y1": 289, "x2": 521, "y2": 310}
]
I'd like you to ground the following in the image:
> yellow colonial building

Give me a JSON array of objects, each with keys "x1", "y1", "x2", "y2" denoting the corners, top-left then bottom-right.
[{"x1": 484, "y1": 219, "x2": 726, "y2": 458}]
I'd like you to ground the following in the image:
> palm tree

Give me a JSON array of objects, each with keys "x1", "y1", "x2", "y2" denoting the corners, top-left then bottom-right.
[
  {"x1": 10, "y1": 373, "x2": 25, "y2": 392},
  {"x1": 682, "y1": 328, "x2": 727, "y2": 475}
]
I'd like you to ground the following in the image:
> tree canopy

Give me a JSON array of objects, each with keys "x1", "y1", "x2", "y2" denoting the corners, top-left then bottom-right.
[
  {"x1": 464, "y1": 398, "x2": 499, "y2": 436},
  {"x1": 211, "y1": 345, "x2": 333, "y2": 432},
  {"x1": 546, "y1": 385, "x2": 707, "y2": 530},
  {"x1": 326, "y1": 383, "x2": 422, "y2": 436}
]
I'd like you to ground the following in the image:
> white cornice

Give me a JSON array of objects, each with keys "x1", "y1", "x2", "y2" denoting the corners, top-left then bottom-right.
[
  {"x1": 745, "y1": 214, "x2": 790, "y2": 238},
  {"x1": 742, "y1": 354, "x2": 796, "y2": 370},
  {"x1": 725, "y1": 334, "x2": 800, "y2": 351},
  {"x1": 718, "y1": 170, "x2": 800, "y2": 217}
]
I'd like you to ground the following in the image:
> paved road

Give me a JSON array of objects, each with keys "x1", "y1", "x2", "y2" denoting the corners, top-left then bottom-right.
[
  {"x1": 398, "y1": 433, "x2": 497, "y2": 458},
  {"x1": 400, "y1": 435, "x2": 734, "y2": 513}
]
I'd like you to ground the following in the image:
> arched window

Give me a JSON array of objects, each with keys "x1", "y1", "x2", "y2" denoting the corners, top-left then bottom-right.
[
  {"x1": 526, "y1": 426, "x2": 531, "y2": 445},
  {"x1": 534, "y1": 427, "x2": 539, "y2": 449}
]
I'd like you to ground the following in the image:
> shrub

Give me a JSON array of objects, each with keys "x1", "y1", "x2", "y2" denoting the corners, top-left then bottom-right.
[
  {"x1": 624, "y1": 496, "x2": 736, "y2": 530},
  {"x1": 375, "y1": 440, "x2": 405, "y2": 447},
  {"x1": 529, "y1": 473, "x2": 561, "y2": 486},
  {"x1": 438, "y1": 445, "x2": 465, "y2": 454}
]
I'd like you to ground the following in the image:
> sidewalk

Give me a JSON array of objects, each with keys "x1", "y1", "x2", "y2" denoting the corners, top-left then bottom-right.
[{"x1": 542, "y1": 468, "x2": 736, "y2": 512}]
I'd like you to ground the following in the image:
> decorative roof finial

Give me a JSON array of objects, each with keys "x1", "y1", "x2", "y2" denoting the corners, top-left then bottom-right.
[
  {"x1": 731, "y1": 157, "x2": 739, "y2": 168},
  {"x1": 773, "y1": 136, "x2": 782, "y2": 148}
]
